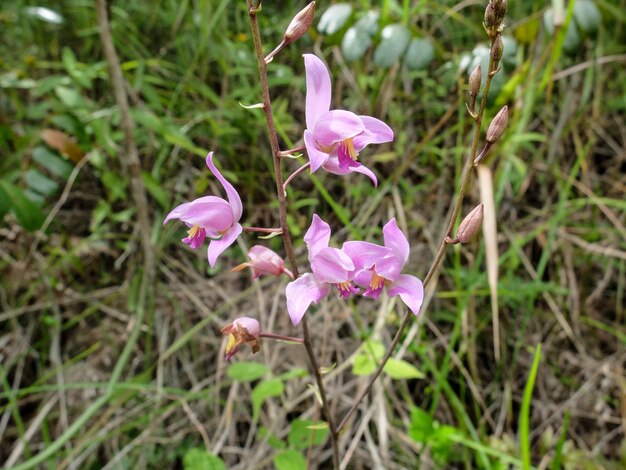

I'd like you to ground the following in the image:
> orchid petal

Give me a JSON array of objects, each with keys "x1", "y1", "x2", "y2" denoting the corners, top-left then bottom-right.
[
  {"x1": 286, "y1": 273, "x2": 331, "y2": 326},
  {"x1": 353, "y1": 268, "x2": 374, "y2": 288},
  {"x1": 343, "y1": 241, "x2": 390, "y2": 271},
  {"x1": 352, "y1": 116, "x2": 394, "y2": 151},
  {"x1": 247, "y1": 245, "x2": 285, "y2": 277},
  {"x1": 304, "y1": 129, "x2": 329, "y2": 173},
  {"x1": 304, "y1": 54, "x2": 332, "y2": 129},
  {"x1": 303, "y1": 214, "x2": 330, "y2": 258},
  {"x1": 164, "y1": 201, "x2": 192, "y2": 224},
  {"x1": 174, "y1": 196, "x2": 234, "y2": 232},
  {"x1": 313, "y1": 110, "x2": 364, "y2": 148},
  {"x1": 322, "y1": 155, "x2": 378, "y2": 186},
  {"x1": 387, "y1": 274, "x2": 424, "y2": 316},
  {"x1": 373, "y1": 254, "x2": 404, "y2": 282},
  {"x1": 383, "y1": 218, "x2": 410, "y2": 266},
  {"x1": 206, "y1": 152, "x2": 242, "y2": 221},
  {"x1": 207, "y1": 223, "x2": 243, "y2": 267},
  {"x1": 310, "y1": 247, "x2": 354, "y2": 284}
]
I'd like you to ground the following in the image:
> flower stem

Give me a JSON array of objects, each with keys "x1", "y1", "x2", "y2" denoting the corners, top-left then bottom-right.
[
  {"x1": 242, "y1": 226, "x2": 283, "y2": 234},
  {"x1": 260, "y1": 332, "x2": 304, "y2": 343},
  {"x1": 283, "y1": 162, "x2": 311, "y2": 192},
  {"x1": 335, "y1": 34, "x2": 503, "y2": 435},
  {"x1": 246, "y1": 3, "x2": 340, "y2": 468}
]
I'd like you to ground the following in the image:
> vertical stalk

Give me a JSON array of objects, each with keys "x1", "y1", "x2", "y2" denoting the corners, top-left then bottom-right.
[{"x1": 245, "y1": 2, "x2": 340, "y2": 468}]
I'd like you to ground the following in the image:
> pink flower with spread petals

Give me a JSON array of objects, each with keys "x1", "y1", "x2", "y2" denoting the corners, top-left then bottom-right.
[
  {"x1": 164, "y1": 152, "x2": 243, "y2": 267},
  {"x1": 286, "y1": 214, "x2": 359, "y2": 326},
  {"x1": 221, "y1": 317, "x2": 261, "y2": 359},
  {"x1": 343, "y1": 218, "x2": 424, "y2": 316},
  {"x1": 303, "y1": 54, "x2": 394, "y2": 185},
  {"x1": 231, "y1": 245, "x2": 293, "y2": 279}
]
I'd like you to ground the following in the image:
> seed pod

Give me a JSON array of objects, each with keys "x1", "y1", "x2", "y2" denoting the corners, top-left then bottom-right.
[
  {"x1": 484, "y1": 2, "x2": 497, "y2": 28},
  {"x1": 486, "y1": 105, "x2": 508, "y2": 143},
  {"x1": 284, "y1": 1, "x2": 316, "y2": 45},
  {"x1": 490, "y1": 34, "x2": 503, "y2": 64},
  {"x1": 469, "y1": 64, "x2": 482, "y2": 98},
  {"x1": 457, "y1": 204, "x2": 484, "y2": 244}
]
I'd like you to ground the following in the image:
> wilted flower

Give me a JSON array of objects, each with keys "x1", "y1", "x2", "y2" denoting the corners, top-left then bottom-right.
[
  {"x1": 343, "y1": 218, "x2": 424, "y2": 315},
  {"x1": 303, "y1": 54, "x2": 394, "y2": 185},
  {"x1": 231, "y1": 245, "x2": 293, "y2": 279},
  {"x1": 286, "y1": 214, "x2": 359, "y2": 326},
  {"x1": 164, "y1": 152, "x2": 243, "y2": 267},
  {"x1": 221, "y1": 317, "x2": 261, "y2": 360}
]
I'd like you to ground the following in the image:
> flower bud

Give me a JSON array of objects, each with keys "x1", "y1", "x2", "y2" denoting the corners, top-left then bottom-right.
[
  {"x1": 494, "y1": 0, "x2": 507, "y2": 23},
  {"x1": 484, "y1": 2, "x2": 497, "y2": 28},
  {"x1": 490, "y1": 34, "x2": 503, "y2": 64},
  {"x1": 284, "y1": 1, "x2": 315, "y2": 45},
  {"x1": 221, "y1": 317, "x2": 261, "y2": 359},
  {"x1": 457, "y1": 204, "x2": 484, "y2": 244},
  {"x1": 486, "y1": 105, "x2": 508, "y2": 143},
  {"x1": 469, "y1": 64, "x2": 482, "y2": 98},
  {"x1": 231, "y1": 245, "x2": 292, "y2": 279}
]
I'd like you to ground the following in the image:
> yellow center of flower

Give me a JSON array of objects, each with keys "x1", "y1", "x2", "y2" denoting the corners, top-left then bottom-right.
[
  {"x1": 187, "y1": 224, "x2": 201, "y2": 238},
  {"x1": 344, "y1": 138, "x2": 358, "y2": 160},
  {"x1": 225, "y1": 333, "x2": 237, "y2": 355},
  {"x1": 370, "y1": 271, "x2": 386, "y2": 290},
  {"x1": 336, "y1": 281, "x2": 353, "y2": 292}
]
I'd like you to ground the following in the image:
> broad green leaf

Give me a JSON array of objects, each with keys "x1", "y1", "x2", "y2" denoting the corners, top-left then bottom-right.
[
  {"x1": 573, "y1": 0, "x2": 601, "y2": 34},
  {"x1": 182, "y1": 448, "x2": 226, "y2": 470},
  {"x1": 318, "y1": 3, "x2": 352, "y2": 35},
  {"x1": 25, "y1": 169, "x2": 59, "y2": 196},
  {"x1": 383, "y1": 358, "x2": 425, "y2": 379},
  {"x1": 32, "y1": 146, "x2": 73, "y2": 179},
  {"x1": 352, "y1": 340, "x2": 385, "y2": 376},
  {"x1": 354, "y1": 11, "x2": 380, "y2": 36},
  {"x1": 274, "y1": 450, "x2": 307, "y2": 470},
  {"x1": 252, "y1": 378, "x2": 284, "y2": 420},
  {"x1": 408, "y1": 406, "x2": 434, "y2": 443},
  {"x1": 227, "y1": 361, "x2": 269, "y2": 382},
  {"x1": 288, "y1": 419, "x2": 329, "y2": 450},
  {"x1": 55, "y1": 86, "x2": 83, "y2": 108},
  {"x1": 342, "y1": 26, "x2": 371, "y2": 62},
  {"x1": 373, "y1": 24, "x2": 411, "y2": 68},
  {"x1": 0, "y1": 180, "x2": 45, "y2": 231},
  {"x1": 404, "y1": 38, "x2": 435, "y2": 70}
]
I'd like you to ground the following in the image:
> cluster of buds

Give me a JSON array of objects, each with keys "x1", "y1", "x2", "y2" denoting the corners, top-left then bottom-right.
[{"x1": 484, "y1": 0, "x2": 507, "y2": 39}]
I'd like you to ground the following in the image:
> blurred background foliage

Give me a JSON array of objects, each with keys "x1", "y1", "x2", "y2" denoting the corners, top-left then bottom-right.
[{"x1": 0, "y1": 0, "x2": 625, "y2": 468}]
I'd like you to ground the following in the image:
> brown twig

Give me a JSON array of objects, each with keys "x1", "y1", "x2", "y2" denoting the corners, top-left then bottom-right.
[
  {"x1": 245, "y1": 2, "x2": 340, "y2": 468},
  {"x1": 96, "y1": 0, "x2": 155, "y2": 282}
]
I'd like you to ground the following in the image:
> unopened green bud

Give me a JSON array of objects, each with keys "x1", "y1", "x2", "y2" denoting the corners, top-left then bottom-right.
[
  {"x1": 469, "y1": 64, "x2": 482, "y2": 97},
  {"x1": 484, "y1": 2, "x2": 497, "y2": 28},
  {"x1": 457, "y1": 204, "x2": 484, "y2": 244},
  {"x1": 486, "y1": 105, "x2": 508, "y2": 143},
  {"x1": 284, "y1": 1, "x2": 315, "y2": 45}
]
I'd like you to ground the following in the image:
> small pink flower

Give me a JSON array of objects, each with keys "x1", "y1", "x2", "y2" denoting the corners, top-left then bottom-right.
[
  {"x1": 221, "y1": 317, "x2": 261, "y2": 360},
  {"x1": 286, "y1": 214, "x2": 359, "y2": 326},
  {"x1": 164, "y1": 152, "x2": 243, "y2": 267},
  {"x1": 343, "y1": 218, "x2": 424, "y2": 316},
  {"x1": 231, "y1": 245, "x2": 293, "y2": 279},
  {"x1": 303, "y1": 54, "x2": 394, "y2": 185}
]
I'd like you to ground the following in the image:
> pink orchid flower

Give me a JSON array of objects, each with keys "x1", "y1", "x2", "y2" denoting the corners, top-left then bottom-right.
[
  {"x1": 164, "y1": 152, "x2": 242, "y2": 268},
  {"x1": 286, "y1": 214, "x2": 359, "y2": 326},
  {"x1": 221, "y1": 317, "x2": 261, "y2": 360},
  {"x1": 303, "y1": 54, "x2": 394, "y2": 185},
  {"x1": 343, "y1": 218, "x2": 424, "y2": 316},
  {"x1": 231, "y1": 245, "x2": 294, "y2": 279}
]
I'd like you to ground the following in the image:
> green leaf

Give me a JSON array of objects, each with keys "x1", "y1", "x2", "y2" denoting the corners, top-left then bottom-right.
[
  {"x1": 404, "y1": 38, "x2": 435, "y2": 70},
  {"x1": 354, "y1": 11, "x2": 379, "y2": 36},
  {"x1": 227, "y1": 361, "x2": 269, "y2": 382},
  {"x1": 0, "y1": 181, "x2": 45, "y2": 231},
  {"x1": 274, "y1": 450, "x2": 307, "y2": 470},
  {"x1": 408, "y1": 406, "x2": 434, "y2": 443},
  {"x1": 32, "y1": 147, "x2": 73, "y2": 179},
  {"x1": 25, "y1": 169, "x2": 59, "y2": 196},
  {"x1": 55, "y1": 86, "x2": 83, "y2": 108},
  {"x1": 318, "y1": 3, "x2": 352, "y2": 35},
  {"x1": 351, "y1": 340, "x2": 385, "y2": 376},
  {"x1": 573, "y1": 0, "x2": 601, "y2": 34},
  {"x1": 288, "y1": 419, "x2": 329, "y2": 450},
  {"x1": 182, "y1": 448, "x2": 226, "y2": 470},
  {"x1": 341, "y1": 26, "x2": 371, "y2": 62},
  {"x1": 252, "y1": 379, "x2": 284, "y2": 420},
  {"x1": 383, "y1": 358, "x2": 425, "y2": 379},
  {"x1": 373, "y1": 24, "x2": 411, "y2": 68}
]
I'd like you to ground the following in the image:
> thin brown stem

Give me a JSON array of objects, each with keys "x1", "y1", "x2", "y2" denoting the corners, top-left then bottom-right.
[
  {"x1": 259, "y1": 332, "x2": 304, "y2": 343},
  {"x1": 283, "y1": 162, "x2": 311, "y2": 192},
  {"x1": 96, "y1": 0, "x2": 155, "y2": 282},
  {"x1": 336, "y1": 35, "x2": 502, "y2": 435},
  {"x1": 246, "y1": 3, "x2": 339, "y2": 468}
]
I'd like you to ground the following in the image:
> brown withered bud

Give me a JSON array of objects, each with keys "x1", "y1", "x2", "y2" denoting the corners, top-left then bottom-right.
[
  {"x1": 490, "y1": 34, "x2": 503, "y2": 64},
  {"x1": 457, "y1": 204, "x2": 484, "y2": 244},
  {"x1": 494, "y1": 0, "x2": 507, "y2": 23},
  {"x1": 284, "y1": 1, "x2": 315, "y2": 45},
  {"x1": 484, "y1": 2, "x2": 497, "y2": 28},
  {"x1": 486, "y1": 105, "x2": 508, "y2": 143},
  {"x1": 469, "y1": 64, "x2": 482, "y2": 98}
]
